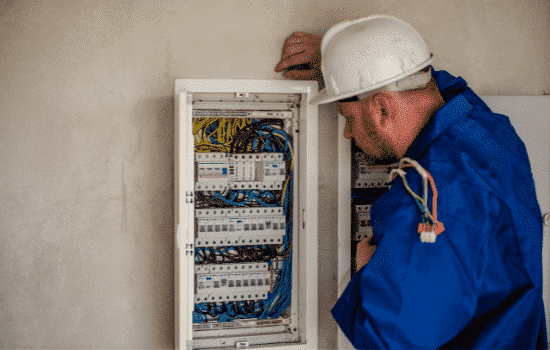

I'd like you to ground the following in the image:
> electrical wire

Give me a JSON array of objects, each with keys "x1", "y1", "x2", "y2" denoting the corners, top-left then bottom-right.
[{"x1": 391, "y1": 161, "x2": 444, "y2": 241}]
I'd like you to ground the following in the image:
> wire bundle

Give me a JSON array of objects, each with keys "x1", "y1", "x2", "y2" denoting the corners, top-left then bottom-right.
[
  {"x1": 194, "y1": 117, "x2": 252, "y2": 153},
  {"x1": 194, "y1": 246, "x2": 280, "y2": 265},
  {"x1": 195, "y1": 189, "x2": 280, "y2": 209},
  {"x1": 194, "y1": 300, "x2": 265, "y2": 323},
  {"x1": 389, "y1": 158, "x2": 444, "y2": 243}
]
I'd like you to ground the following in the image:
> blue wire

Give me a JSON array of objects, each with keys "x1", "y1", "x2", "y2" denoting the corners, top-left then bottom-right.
[
  {"x1": 215, "y1": 192, "x2": 252, "y2": 206},
  {"x1": 400, "y1": 175, "x2": 432, "y2": 224},
  {"x1": 261, "y1": 191, "x2": 275, "y2": 199},
  {"x1": 246, "y1": 191, "x2": 278, "y2": 207}
]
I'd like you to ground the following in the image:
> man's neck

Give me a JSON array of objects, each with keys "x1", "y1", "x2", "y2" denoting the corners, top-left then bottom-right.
[{"x1": 394, "y1": 80, "x2": 445, "y2": 159}]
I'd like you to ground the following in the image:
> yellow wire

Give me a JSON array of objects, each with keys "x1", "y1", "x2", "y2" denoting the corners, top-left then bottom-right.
[
  {"x1": 193, "y1": 117, "x2": 252, "y2": 152},
  {"x1": 274, "y1": 133, "x2": 293, "y2": 204},
  {"x1": 399, "y1": 174, "x2": 434, "y2": 223}
]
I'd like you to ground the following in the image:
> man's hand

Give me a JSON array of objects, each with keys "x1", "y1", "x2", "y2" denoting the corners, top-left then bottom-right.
[
  {"x1": 274, "y1": 32, "x2": 323, "y2": 85},
  {"x1": 356, "y1": 235, "x2": 376, "y2": 271}
]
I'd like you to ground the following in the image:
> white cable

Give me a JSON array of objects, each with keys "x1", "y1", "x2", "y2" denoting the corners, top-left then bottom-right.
[
  {"x1": 388, "y1": 168, "x2": 407, "y2": 183},
  {"x1": 399, "y1": 157, "x2": 429, "y2": 203}
]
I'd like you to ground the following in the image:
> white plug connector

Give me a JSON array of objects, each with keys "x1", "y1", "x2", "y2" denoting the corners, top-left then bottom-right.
[{"x1": 420, "y1": 230, "x2": 436, "y2": 243}]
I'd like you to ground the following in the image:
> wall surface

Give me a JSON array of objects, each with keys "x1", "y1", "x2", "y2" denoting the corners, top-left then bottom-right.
[{"x1": 0, "y1": 0, "x2": 548, "y2": 348}]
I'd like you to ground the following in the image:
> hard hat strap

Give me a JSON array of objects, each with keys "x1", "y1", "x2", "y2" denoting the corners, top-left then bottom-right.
[{"x1": 382, "y1": 66, "x2": 432, "y2": 92}]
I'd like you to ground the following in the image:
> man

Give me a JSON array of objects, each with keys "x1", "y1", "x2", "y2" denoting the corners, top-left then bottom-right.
[{"x1": 275, "y1": 15, "x2": 547, "y2": 349}]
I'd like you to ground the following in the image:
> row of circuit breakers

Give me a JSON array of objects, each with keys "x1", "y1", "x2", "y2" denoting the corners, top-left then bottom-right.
[
  {"x1": 195, "y1": 207, "x2": 286, "y2": 247},
  {"x1": 195, "y1": 261, "x2": 277, "y2": 303},
  {"x1": 195, "y1": 152, "x2": 286, "y2": 191}
]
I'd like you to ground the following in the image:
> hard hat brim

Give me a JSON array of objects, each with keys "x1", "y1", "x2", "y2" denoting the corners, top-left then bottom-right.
[
  {"x1": 309, "y1": 89, "x2": 331, "y2": 105},
  {"x1": 310, "y1": 54, "x2": 434, "y2": 105}
]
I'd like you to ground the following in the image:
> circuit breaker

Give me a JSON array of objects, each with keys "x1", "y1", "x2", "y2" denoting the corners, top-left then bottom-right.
[{"x1": 175, "y1": 79, "x2": 318, "y2": 349}]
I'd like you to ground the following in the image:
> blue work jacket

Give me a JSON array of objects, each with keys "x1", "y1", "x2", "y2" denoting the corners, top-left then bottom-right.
[{"x1": 332, "y1": 69, "x2": 548, "y2": 349}]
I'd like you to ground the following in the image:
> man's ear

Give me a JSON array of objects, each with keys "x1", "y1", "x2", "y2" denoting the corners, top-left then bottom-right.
[{"x1": 370, "y1": 92, "x2": 396, "y2": 128}]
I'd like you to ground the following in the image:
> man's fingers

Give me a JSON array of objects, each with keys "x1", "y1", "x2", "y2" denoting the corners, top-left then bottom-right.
[
  {"x1": 283, "y1": 69, "x2": 317, "y2": 80},
  {"x1": 282, "y1": 42, "x2": 316, "y2": 60},
  {"x1": 286, "y1": 31, "x2": 313, "y2": 40},
  {"x1": 275, "y1": 32, "x2": 323, "y2": 81},
  {"x1": 284, "y1": 33, "x2": 318, "y2": 46},
  {"x1": 275, "y1": 52, "x2": 311, "y2": 72}
]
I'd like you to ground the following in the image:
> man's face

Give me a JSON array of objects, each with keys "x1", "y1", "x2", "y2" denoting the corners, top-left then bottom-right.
[{"x1": 337, "y1": 97, "x2": 399, "y2": 165}]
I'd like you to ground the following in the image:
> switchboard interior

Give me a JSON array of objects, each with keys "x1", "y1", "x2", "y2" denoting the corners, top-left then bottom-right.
[{"x1": 175, "y1": 80, "x2": 318, "y2": 350}]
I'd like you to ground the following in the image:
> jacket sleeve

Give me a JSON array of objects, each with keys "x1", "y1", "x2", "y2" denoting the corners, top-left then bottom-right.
[{"x1": 332, "y1": 166, "x2": 504, "y2": 349}]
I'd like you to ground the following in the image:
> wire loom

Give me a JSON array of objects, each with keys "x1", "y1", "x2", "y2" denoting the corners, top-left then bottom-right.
[
  {"x1": 389, "y1": 158, "x2": 445, "y2": 243},
  {"x1": 192, "y1": 117, "x2": 294, "y2": 323}
]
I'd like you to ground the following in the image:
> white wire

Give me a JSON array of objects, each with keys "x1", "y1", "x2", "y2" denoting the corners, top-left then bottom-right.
[{"x1": 399, "y1": 157, "x2": 429, "y2": 203}]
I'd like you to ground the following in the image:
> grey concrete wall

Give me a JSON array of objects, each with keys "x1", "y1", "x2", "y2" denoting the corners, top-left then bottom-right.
[{"x1": 1, "y1": 0, "x2": 548, "y2": 348}]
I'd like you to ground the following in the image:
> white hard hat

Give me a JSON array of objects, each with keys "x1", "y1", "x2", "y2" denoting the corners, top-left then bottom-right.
[{"x1": 310, "y1": 15, "x2": 434, "y2": 105}]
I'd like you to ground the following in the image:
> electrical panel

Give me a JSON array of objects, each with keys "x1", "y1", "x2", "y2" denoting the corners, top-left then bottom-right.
[
  {"x1": 175, "y1": 79, "x2": 318, "y2": 349},
  {"x1": 350, "y1": 148, "x2": 397, "y2": 273}
]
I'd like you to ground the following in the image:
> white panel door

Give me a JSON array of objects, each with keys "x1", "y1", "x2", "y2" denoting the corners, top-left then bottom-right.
[{"x1": 481, "y1": 96, "x2": 550, "y2": 344}]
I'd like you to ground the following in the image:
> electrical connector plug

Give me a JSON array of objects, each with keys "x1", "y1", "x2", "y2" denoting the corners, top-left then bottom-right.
[
  {"x1": 417, "y1": 221, "x2": 445, "y2": 243},
  {"x1": 420, "y1": 230, "x2": 436, "y2": 243}
]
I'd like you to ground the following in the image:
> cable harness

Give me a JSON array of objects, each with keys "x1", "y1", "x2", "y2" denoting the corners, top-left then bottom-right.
[{"x1": 389, "y1": 158, "x2": 445, "y2": 243}]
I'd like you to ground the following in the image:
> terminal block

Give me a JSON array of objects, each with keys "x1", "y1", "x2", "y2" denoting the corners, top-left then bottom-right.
[
  {"x1": 195, "y1": 207, "x2": 286, "y2": 247},
  {"x1": 195, "y1": 152, "x2": 286, "y2": 191}
]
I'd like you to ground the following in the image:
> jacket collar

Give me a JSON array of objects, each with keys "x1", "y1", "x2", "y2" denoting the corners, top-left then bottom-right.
[{"x1": 405, "y1": 94, "x2": 473, "y2": 160}]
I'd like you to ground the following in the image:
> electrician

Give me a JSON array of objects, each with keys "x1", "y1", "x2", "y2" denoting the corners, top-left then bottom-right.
[{"x1": 275, "y1": 15, "x2": 547, "y2": 349}]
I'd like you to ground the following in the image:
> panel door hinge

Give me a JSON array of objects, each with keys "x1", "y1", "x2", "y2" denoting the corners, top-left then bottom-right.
[
  {"x1": 186, "y1": 191, "x2": 194, "y2": 204},
  {"x1": 186, "y1": 243, "x2": 194, "y2": 256}
]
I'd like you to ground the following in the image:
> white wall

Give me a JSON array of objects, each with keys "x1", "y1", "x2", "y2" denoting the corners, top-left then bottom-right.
[{"x1": 0, "y1": 0, "x2": 548, "y2": 348}]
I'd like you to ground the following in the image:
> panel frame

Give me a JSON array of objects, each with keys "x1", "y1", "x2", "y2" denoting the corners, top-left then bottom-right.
[{"x1": 175, "y1": 79, "x2": 318, "y2": 350}]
